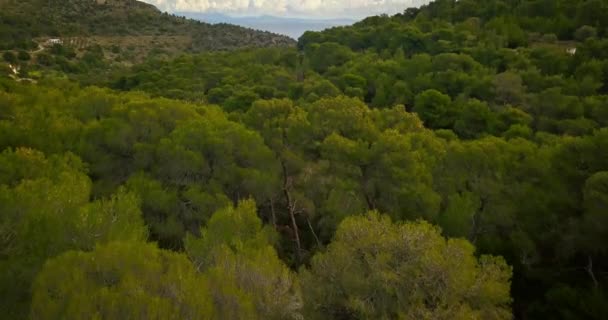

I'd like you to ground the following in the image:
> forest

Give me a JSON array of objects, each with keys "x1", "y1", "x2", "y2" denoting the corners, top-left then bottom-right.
[{"x1": 1, "y1": 0, "x2": 608, "y2": 319}]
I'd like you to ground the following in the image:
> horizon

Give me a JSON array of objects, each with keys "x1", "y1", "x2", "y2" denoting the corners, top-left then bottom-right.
[
  {"x1": 175, "y1": 11, "x2": 359, "y2": 22},
  {"x1": 178, "y1": 11, "x2": 359, "y2": 39},
  {"x1": 141, "y1": 0, "x2": 432, "y2": 20}
]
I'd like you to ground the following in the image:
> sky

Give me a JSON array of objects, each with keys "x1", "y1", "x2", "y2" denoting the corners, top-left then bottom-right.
[{"x1": 140, "y1": 0, "x2": 430, "y2": 19}]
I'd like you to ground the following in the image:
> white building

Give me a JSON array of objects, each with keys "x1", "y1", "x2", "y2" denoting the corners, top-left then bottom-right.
[{"x1": 47, "y1": 38, "x2": 63, "y2": 45}]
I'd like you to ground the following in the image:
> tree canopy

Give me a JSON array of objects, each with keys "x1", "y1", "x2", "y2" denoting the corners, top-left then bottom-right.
[{"x1": 2, "y1": 0, "x2": 608, "y2": 318}]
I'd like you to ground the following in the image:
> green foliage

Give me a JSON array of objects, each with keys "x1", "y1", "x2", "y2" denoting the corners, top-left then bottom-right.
[
  {"x1": 185, "y1": 200, "x2": 302, "y2": 320},
  {"x1": 578, "y1": 171, "x2": 608, "y2": 255},
  {"x1": 3, "y1": 73, "x2": 607, "y2": 317},
  {"x1": 414, "y1": 89, "x2": 453, "y2": 129},
  {"x1": 300, "y1": 212, "x2": 512, "y2": 319},
  {"x1": 453, "y1": 99, "x2": 496, "y2": 139},
  {"x1": 31, "y1": 242, "x2": 214, "y2": 320},
  {"x1": 2, "y1": 0, "x2": 608, "y2": 318},
  {"x1": 575, "y1": 25, "x2": 598, "y2": 41},
  {"x1": 306, "y1": 42, "x2": 354, "y2": 74},
  {"x1": 3, "y1": 51, "x2": 16, "y2": 64},
  {"x1": 0, "y1": 148, "x2": 147, "y2": 318},
  {"x1": 153, "y1": 111, "x2": 279, "y2": 222},
  {"x1": 17, "y1": 50, "x2": 30, "y2": 61},
  {"x1": 0, "y1": 0, "x2": 294, "y2": 52}
]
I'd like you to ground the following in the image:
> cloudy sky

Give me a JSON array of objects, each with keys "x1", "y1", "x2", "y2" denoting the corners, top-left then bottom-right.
[{"x1": 140, "y1": 0, "x2": 429, "y2": 19}]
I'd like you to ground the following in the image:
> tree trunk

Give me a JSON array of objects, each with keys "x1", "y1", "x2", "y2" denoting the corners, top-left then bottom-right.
[
  {"x1": 282, "y1": 161, "x2": 302, "y2": 262},
  {"x1": 586, "y1": 255, "x2": 599, "y2": 288},
  {"x1": 269, "y1": 196, "x2": 277, "y2": 228}
]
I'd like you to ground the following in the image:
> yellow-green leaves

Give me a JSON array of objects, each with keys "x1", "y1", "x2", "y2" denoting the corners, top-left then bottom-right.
[
  {"x1": 74, "y1": 189, "x2": 148, "y2": 250},
  {"x1": 0, "y1": 149, "x2": 148, "y2": 318},
  {"x1": 185, "y1": 200, "x2": 303, "y2": 320},
  {"x1": 31, "y1": 242, "x2": 214, "y2": 320},
  {"x1": 300, "y1": 212, "x2": 512, "y2": 320}
]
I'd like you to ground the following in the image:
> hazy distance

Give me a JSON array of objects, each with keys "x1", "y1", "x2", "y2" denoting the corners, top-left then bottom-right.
[{"x1": 178, "y1": 12, "x2": 356, "y2": 39}]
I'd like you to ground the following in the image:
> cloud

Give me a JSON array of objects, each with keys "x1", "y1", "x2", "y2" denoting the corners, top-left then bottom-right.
[{"x1": 141, "y1": 0, "x2": 425, "y2": 18}]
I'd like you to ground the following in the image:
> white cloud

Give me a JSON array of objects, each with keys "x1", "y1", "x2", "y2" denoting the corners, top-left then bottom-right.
[{"x1": 141, "y1": 0, "x2": 426, "y2": 18}]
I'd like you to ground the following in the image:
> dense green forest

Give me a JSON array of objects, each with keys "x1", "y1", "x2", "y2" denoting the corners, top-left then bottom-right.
[{"x1": 1, "y1": 0, "x2": 608, "y2": 319}]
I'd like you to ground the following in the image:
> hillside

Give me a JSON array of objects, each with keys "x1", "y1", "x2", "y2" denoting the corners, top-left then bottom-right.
[
  {"x1": 108, "y1": 2, "x2": 608, "y2": 318},
  {"x1": 299, "y1": 0, "x2": 608, "y2": 51},
  {"x1": 0, "y1": 0, "x2": 295, "y2": 51},
  {"x1": 1, "y1": 0, "x2": 608, "y2": 320}
]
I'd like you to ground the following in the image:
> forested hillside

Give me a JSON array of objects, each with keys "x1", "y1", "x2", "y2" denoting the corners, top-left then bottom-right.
[
  {"x1": 0, "y1": 0, "x2": 294, "y2": 51},
  {"x1": 1, "y1": 0, "x2": 608, "y2": 319}
]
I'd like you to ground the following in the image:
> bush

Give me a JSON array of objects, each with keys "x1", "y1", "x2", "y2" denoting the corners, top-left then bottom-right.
[
  {"x1": 2, "y1": 52, "x2": 17, "y2": 64},
  {"x1": 0, "y1": 64, "x2": 11, "y2": 76},
  {"x1": 36, "y1": 53, "x2": 53, "y2": 66},
  {"x1": 541, "y1": 33, "x2": 558, "y2": 43},
  {"x1": 17, "y1": 50, "x2": 31, "y2": 61},
  {"x1": 575, "y1": 25, "x2": 597, "y2": 42}
]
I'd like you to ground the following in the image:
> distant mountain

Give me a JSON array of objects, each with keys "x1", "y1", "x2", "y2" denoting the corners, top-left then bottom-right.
[
  {"x1": 178, "y1": 12, "x2": 356, "y2": 39},
  {"x1": 0, "y1": 0, "x2": 295, "y2": 51}
]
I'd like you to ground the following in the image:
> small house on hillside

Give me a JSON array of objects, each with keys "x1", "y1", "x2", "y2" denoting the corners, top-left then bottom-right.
[{"x1": 47, "y1": 38, "x2": 63, "y2": 46}]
